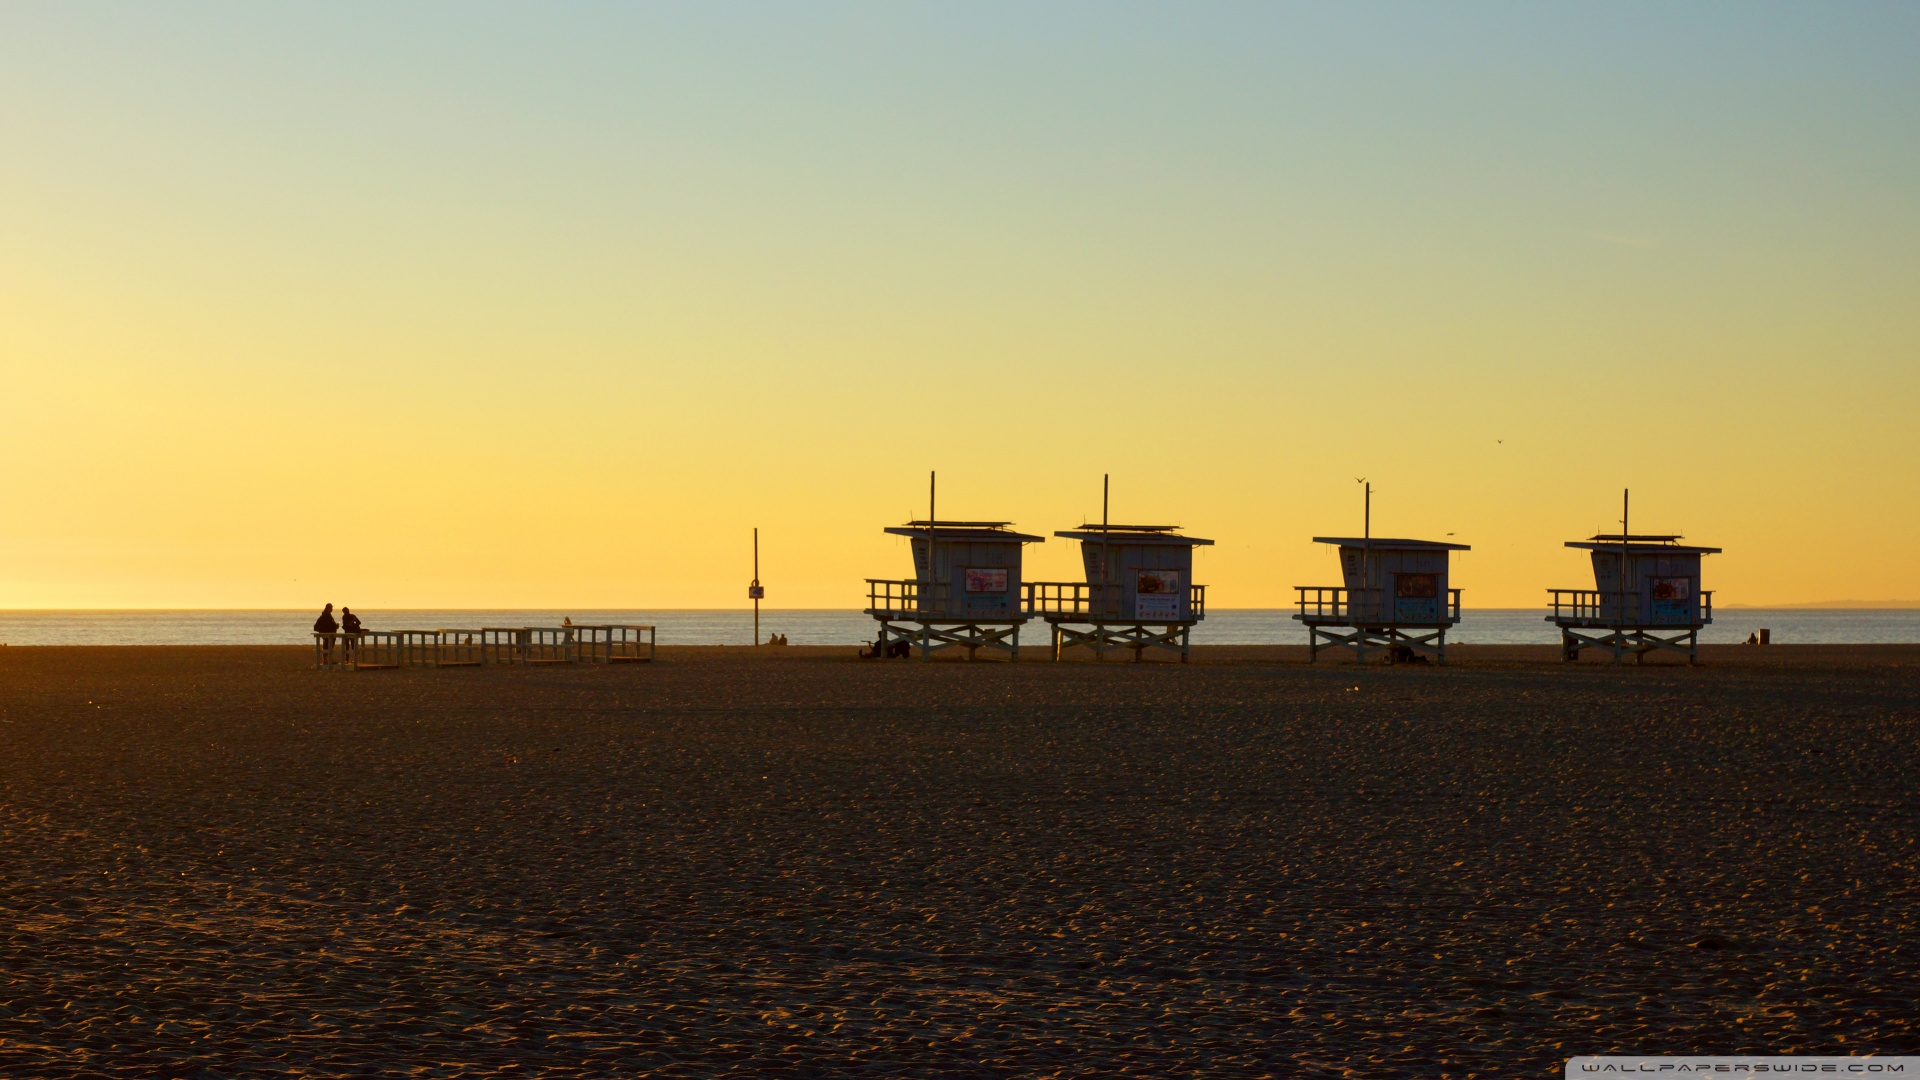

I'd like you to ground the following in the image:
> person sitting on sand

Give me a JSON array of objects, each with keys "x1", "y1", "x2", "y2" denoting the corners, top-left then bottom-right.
[{"x1": 778, "y1": 633, "x2": 788, "y2": 646}]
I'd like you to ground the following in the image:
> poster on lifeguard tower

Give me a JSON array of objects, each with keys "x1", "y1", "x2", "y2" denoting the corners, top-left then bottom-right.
[
  {"x1": 964, "y1": 568, "x2": 1007, "y2": 593},
  {"x1": 1650, "y1": 577, "x2": 1692, "y2": 624},
  {"x1": 1134, "y1": 570, "x2": 1182, "y2": 620},
  {"x1": 1394, "y1": 573, "x2": 1439, "y2": 622}
]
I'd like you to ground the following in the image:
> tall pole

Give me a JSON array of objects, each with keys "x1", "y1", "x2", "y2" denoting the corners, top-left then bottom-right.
[
  {"x1": 1364, "y1": 482, "x2": 1371, "y2": 541},
  {"x1": 752, "y1": 527, "x2": 761, "y2": 646},
  {"x1": 926, "y1": 471, "x2": 936, "y2": 662}
]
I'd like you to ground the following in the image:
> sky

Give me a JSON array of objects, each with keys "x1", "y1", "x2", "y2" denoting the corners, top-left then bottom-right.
[{"x1": 2, "y1": 2, "x2": 1917, "y2": 609}]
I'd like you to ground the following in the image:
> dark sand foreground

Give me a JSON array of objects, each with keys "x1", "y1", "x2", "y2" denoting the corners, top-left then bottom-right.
[{"x1": 1, "y1": 644, "x2": 1915, "y2": 1077}]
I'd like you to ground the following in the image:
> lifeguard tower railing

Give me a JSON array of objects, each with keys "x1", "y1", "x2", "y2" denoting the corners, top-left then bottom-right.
[
  {"x1": 1294, "y1": 587, "x2": 1463, "y2": 625},
  {"x1": 865, "y1": 579, "x2": 952, "y2": 620},
  {"x1": 315, "y1": 625, "x2": 656, "y2": 671},
  {"x1": 1021, "y1": 582, "x2": 1208, "y2": 622},
  {"x1": 1022, "y1": 581, "x2": 1208, "y2": 663},
  {"x1": 1548, "y1": 589, "x2": 1713, "y2": 626}
]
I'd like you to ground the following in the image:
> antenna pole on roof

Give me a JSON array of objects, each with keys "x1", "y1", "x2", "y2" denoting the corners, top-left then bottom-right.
[
  {"x1": 1364, "y1": 481, "x2": 1371, "y2": 542},
  {"x1": 1621, "y1": 488, "x2": 1630, "y2": 624},
  {"x1": 1102, "y1": 474, "x2": 1111, "y2": 615}
]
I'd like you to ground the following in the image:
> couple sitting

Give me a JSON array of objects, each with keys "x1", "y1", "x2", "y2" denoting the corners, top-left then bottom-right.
[{"x1": 313, "y1": 604, "x2": 363, "y2": 636}]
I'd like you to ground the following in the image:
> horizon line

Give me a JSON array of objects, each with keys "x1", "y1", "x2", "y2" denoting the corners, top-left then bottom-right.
[{"x1": 5, "y1": 604, "x2": 1920, "y2": 614}]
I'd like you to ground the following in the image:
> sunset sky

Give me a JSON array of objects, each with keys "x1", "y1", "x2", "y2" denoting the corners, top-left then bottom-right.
[{"x1": 3, "y1": 2, "x2": 1916, "y2": 609}]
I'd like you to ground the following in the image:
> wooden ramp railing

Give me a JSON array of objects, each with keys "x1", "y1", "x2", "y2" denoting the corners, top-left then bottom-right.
[{"x1": 315, "y1": 625, "x2": 657, "y2": 671}]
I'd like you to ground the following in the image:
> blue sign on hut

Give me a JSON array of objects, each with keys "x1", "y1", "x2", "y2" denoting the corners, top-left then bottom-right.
[
  {"x1": 1293, "y1": 484, "x2": 1467, "y2": 663},
  {"x1": 863, "y1": 473, "x2": 1043, "y2": 661},
  {"x1": 1549, "y1": 490, "x2": 1719, "y2": 664},
  {"x1": 1026, "y1": 476, "x2": 1211, "y2": 662}
]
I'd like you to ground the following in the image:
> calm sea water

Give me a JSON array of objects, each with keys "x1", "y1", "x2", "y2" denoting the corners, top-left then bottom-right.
[{"x1": 2, "y1": 609, "x2": 1916, "y2": 647}]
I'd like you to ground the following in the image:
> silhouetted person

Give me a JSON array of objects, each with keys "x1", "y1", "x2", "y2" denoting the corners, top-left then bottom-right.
[
  {"x1": 563, "y1": 617, "x2": 573, "y2": 627},
  {"x1": 314, "y1": 604, "x2": 339, "y2": 664},
  {"x1": 340, "y1": 608, "x2": 362, "y2": 635}
]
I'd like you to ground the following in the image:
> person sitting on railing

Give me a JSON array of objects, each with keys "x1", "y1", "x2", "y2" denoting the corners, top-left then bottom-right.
[
  {"x1": 339, "y1": 608, "x2": 363, "y2": 660},
  {"x1": 313, "y1": 604, "x2": 339, "y2": 663}
]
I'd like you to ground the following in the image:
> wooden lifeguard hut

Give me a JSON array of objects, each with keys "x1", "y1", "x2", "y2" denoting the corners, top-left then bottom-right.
[
  {"x1": 1549, "y1": 490, "x2": 1719, "y2": 664},
  {"x1": 864, "y1": 473, "x2": 1043, "y2": 661},
  {"x1": 1293, "y1": 484, "x2": 1467, "y2": 663},
  {"x1": 1026, "y1": 476, "x2": 1212, "y2": 662}
]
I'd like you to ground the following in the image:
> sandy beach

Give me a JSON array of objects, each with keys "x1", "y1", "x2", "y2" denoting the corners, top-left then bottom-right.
[{"x1": 1, "y1": 644, "x2": 1914, "y2": 1077}]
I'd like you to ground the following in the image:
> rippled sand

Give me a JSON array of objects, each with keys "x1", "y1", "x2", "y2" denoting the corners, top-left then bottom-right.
[{"x1": 0, "y1": 644, "x2": 1914, "y2": 1077}]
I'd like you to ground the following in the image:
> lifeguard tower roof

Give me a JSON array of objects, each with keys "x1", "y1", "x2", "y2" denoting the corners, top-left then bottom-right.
[
  {"x1": 1313, "y1": 536, "x2": 1470, "y2": 551},
  {"x1": 884, "y1": 520, "x2": 1044, "y2": 542},
  {"x1": 1566, "y1": 534, "x2": 1720, "y2": 555},
  {"x1": 1055, "y1": 525, "x2": 1213, "y2": 546}
]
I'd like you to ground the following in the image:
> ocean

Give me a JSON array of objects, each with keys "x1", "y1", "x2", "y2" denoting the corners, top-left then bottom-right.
[{"x1": 2, "y1": 608, "x2": 1916, "y2": 647}]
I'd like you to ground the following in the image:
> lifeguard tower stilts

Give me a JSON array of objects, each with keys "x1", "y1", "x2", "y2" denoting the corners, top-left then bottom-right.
[
  {"x1": 1294, "y1": 484, "x2": 1468, "y2": 663},
  {"x1": 864, "y1": 473, "x2": 1043, "y2": 661},
  {"x1": 1026, "y1": 475, "x2": 1212, "y2": 663},
  {"x1": 1549, "y1": 490, "x2": 1719, "y2": 664}
]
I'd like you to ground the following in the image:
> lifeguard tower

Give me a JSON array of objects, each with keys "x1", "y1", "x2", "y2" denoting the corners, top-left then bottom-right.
[
  {"x1": 1293, "y1": 485, "x2": 1467, "y2": 663},
  {"x1": 1025, "y1": 477, "x2": 1211, "y2": 662},
  {"x1": 864, "y1": 473, "x2": 1043, "y2": 661},
  {"x1": 1549, "y1": 491, "x2": 1718, "y2": 664}
]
